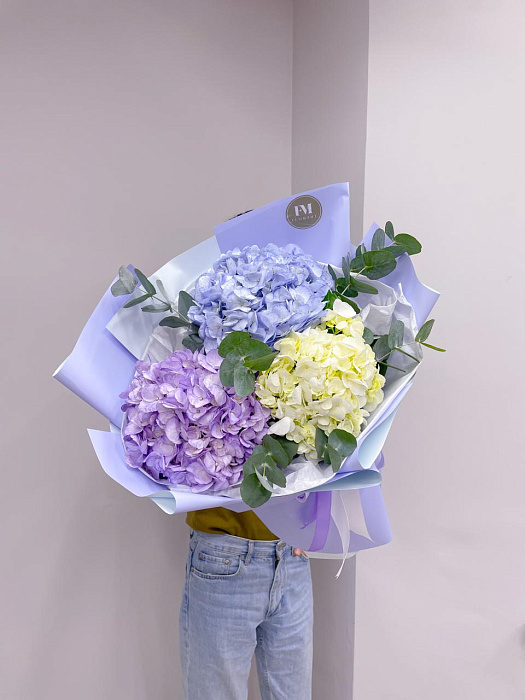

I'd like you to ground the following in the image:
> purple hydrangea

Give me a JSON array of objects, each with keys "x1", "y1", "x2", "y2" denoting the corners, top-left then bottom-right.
[
  {"x1": 120, "y1": 349, "x2": 270, "y2": 492},
  {"x1": 188, "y1": 243, "x2": 333, "y2": 351}
]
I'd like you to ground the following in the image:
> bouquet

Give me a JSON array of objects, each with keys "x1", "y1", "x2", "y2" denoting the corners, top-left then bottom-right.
[{"x1": 55, "y1": 183, "x2": 442, "y2": 565}]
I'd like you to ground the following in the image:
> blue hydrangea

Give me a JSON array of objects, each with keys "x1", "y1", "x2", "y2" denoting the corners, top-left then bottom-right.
[{"x1": 188, "y1": 243, "x2": 333, "y2": 351}]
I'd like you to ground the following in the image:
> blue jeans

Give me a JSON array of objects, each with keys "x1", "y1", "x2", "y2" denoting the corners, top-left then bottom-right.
[{"x1": 179, "y1": 529, "x2": 313, "y2": 699}]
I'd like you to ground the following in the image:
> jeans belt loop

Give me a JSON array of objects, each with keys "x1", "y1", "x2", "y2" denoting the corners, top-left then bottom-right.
[{"x1": 244, "y1": 540, "x2": 254, "y2": 565}]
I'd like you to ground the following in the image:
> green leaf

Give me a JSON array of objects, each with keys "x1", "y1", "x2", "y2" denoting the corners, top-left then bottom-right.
[
  {"x1": 385, "y1": 221, "x2": 395, "y2": 240},
  {"x1": 240, "y1": 472, "x2": 272, "y2": 507},
  {"x1": 373, "y1": 335, "x2": 392, "y2": 362},
  {"x1": 264, "y1": 460, "x2": 287, "y2": 488},
  {"x1": 233, "y1": 363, "x2": 255, "y2": 397},
  {"x1": 421, "y1": 341, "x2": 446, "y2": 352},
  {"x1": 219, "y1": 353, "x2": 242, "y2": 386},
  {"x1": 262, "y1": 435, "x2": 290, "y2": 468},
  {"x1": 156, "y1": 279, "x2": 171, "y2": 304},
  {"x1": 159, "y1": 315, "x2": 193, "y2": 328},
  {"x1": 341, "y1": 254, "x2": 350, "y2": 282},
  {"x1": 372, "y1": 227, "x2": 385, "y2": 250},
  {"x1": 327, "y1": 429, "x2": 357, "y2": 458},
  {"x1": 393, "y1": 347, "x2": 421, "y2": 364},
  {"x1": 178, "y1": 290, "x2": 195, "y2": 320},
  {"x1": 363, "y1": 327, "x2": 375, "y2": 345},
  {"x1": 394, "y1": 233, "x2": 422, "y2": 255},
  {"x1": 350, "y1": 251, "x2": 365, "y2": 272},
  {"x1": 243, "y1": 339, "x2": 276, "y2": 361},
  {"x1": 218, "y1": 331, "x2": 253, "y2": 358},
  {"x1": 388, "y1": 319, "x2": 405, "y2": 350},
  {"x1": 242, "y1": 450, "x2": 267, "y2": 476},
  {"x1": 362, "y1": 250, "x2": 397, "y2": 280},
  {"x1": 315, "y1": 428, "x2": 328, "y2": 461},
  {"x1": 348, "y1": 277, "x2": 379, "y2": 295},
  {"x1": 244, "y1": 352, "x2": 276, "y2": 373},
  {"x1": 271, "y1": 436, "x2": 297, "y2": 464},
  {"x1": 383, "y1": 244, "x2": 406, "y2": 258},
  {"x1": 111, "y1": 280, "x2": 130, "y2": 296},
  {"x1": 327, "y1": 445, "x2": 342, "y2": 472},
  {"x1": 254, "y1": 462, "x2": 276, "y2": 492},
  {"x1": 336, "y1": 280, "x2": 359, "y2": 297},
  {"x1": 111, "y1": 267, "x2": 138, "y2": 296},
  {"x1": 182, "y1": 334, "x2": 204, "y2": 351},
  {"x1": 327, "y1": 265, "x2": 338, "y2": 285},
  {"x1": 415, "y1": 318, "x2": 435, "y2": 343},
  {"x1": 123, "y1": 293, "x2": 154, "y2": 308},
  {"x1": 134, "y1": 268, "x2": 155, "y2": 295},
  {"x1": 141, "y1": 302, "x2": 171, "y2": 313}
]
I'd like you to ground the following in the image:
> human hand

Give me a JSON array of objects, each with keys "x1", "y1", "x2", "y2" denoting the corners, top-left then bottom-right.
[{"x1": 293, "y1": 548, "x2": 308, "y2": 558}]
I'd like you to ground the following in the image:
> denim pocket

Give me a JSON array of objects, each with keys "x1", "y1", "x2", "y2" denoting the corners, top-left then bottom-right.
[{"x1": 190, "y1": 542, "x2": 243, "y2": 580}]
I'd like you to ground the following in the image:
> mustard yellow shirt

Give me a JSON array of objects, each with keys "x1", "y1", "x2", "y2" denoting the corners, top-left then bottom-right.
[{"x1": 186, "y1": 507, "x2": 277, "y2": 540}]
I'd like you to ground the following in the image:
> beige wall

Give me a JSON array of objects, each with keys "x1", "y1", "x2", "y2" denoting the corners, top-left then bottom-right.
[
  {"x1": 293, "y1": 0, "x2": 369, "y2": 242},
  {"x1": 1, "y1": 2, "x2": 292, "y2": 698},
  {"x1": 355, "y1": 2, "x2": 525, "y2": 698},
  {"x1": 292, "y1": 2, "x2": 369, "y2": 698}
]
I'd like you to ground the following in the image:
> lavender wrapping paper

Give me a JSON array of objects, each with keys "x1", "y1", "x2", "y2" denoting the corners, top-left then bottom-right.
[
  {"x1": 54, "y1": 183, "x2": 440, "y2": 554},
  {"x1": 215, "y1": 182, "x2": 354, "y2": 265}
]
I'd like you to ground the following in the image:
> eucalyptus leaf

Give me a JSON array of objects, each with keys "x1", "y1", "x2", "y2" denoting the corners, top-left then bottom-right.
[
  {"x1": 119, "y1": 265, "x2": 138, "y2": 290},
  {"x1": 315, "y1": 428, "x2": 328, "y2": 461},
  {"x1": 388, "y1": 319, "x2": 405, "y2": 350},
  {"x1": 394, "y1": 233, "x2": 422, "y2": 255},
  {"x1": 362, "y1": 250, "x2": 397, "y2": 280},
  {"x1": 110, "y1": 280, "x2": 128, "y2": 296},
  {"x1": 182, "y1": 334, "x2": 204, "y2": 351},
  {"x1": 219, "y1": 353, "x2": 242, "y2": 386},
  {"x1": 327, "y1": 265, "x2": 338, "y2": 284},
  {"x1": 264, "y1": 461, "x2": 287, "y2": 488},
  {"x1": 141, "y1": 302, "x2": 171, "y2": 313},
  {"x1": 134, "y1": 268, "x2": 155, "y2": 295},
  {"x1": 233, "y1": 363, "x2": 255, "y2": 397},
  {"x1": 243, "y1": 339, "x2": 276, "y2": 361},
  {"x1": 254, "y1": 464, "x2": 276, "y2": 492},
  {"x1": 159, "y1": 315, "x2": 192, "y2": 328},
  {"x1": 178, "y1": 290, "x2": 195, "y2": 320},
  {"x1": 341, "y1": 255, "x2": 350, "y2": 282},
  {"x1": 327, "y1": 445, "x2": 342, "y2": 472},
  {"x1": 372, "y1": 227, "x2": 385, "y2": 250},
  {"x1": 373, "y1": 335, "x2": 392, "y2": 362},
  {"x1": 421, "y1": 341, "x2": 446, "y2": 352},
  {"x1": 272, "y1": 436, "x2": 298, "y2": 464},
  {"x1": 385, "y1": 221, "x2": 395, "y2": 240},
  {"x1": 242, "y1": 450, "x2": 268, "y2": 476},
  {"x1": 218, "y1": 331, "x2": 254, "y2": 358},
  {"x1": 350, "y1": 251, "x2": 365, "y2": 273},
  {"x1": 415, "y1": 318, "x2": 434, "y2": 343},
  {"x1": 111, "y1": 267, "x2": 138, "y2": 296},
  {"x1": 240, "y1": 472, "x2": 272, "y2": 507},
  {"x1": 348, "y1": 277, "x2": 378, "y2": 295},
  {"x1": 363, "y1": 327, "x2": 375, "y2": 345},
  {"x1": 156, "y1": 279, "x2": 171, "y2": 304},
  {"x1": 123, "y1": 293, "x2": 154, "y2": 308},
  {"x1": 383, "y1": 244, "x2": 406, "y2": 258},
  {"x1": 327, "y1": 429, "x2": 357, "y2": 458},
  {"x1": 262, "y1": 435, "x2": 289, "y2": 469}
]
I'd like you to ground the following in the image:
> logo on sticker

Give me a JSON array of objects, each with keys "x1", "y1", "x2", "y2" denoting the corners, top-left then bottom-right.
[{"x1": 286, "y1": 195, "x2": 322, "y2": 229}]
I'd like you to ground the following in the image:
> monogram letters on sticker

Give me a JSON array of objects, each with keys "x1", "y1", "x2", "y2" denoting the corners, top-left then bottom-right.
[{"x1": 286, "y1": 195, "x2": 322, "y2": 229}]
